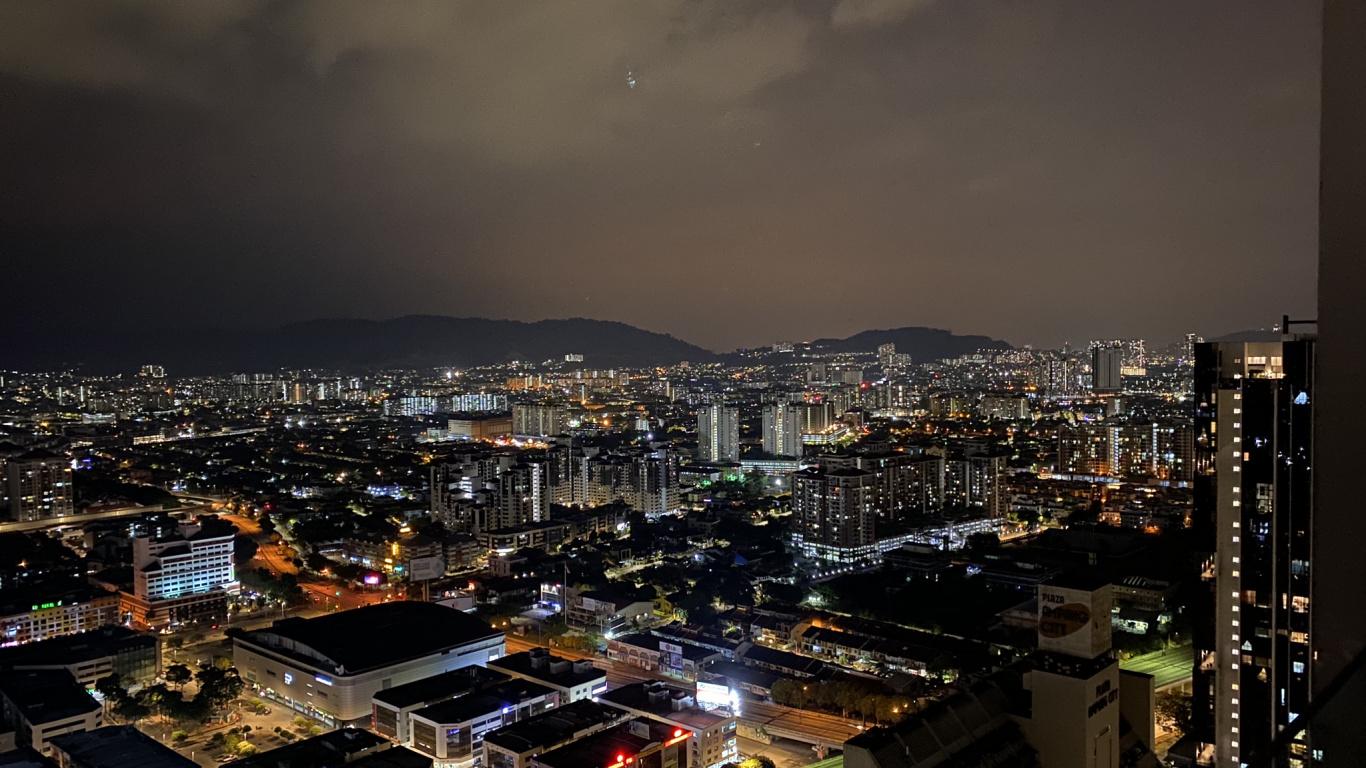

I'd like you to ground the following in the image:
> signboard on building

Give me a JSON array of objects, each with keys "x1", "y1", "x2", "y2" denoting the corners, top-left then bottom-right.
[
  {"x1": 661, "y1": 641, "x2": 684, "y2": 676},
  {"x1": 409, "y1": 555, "x2": 446, "y2": 582},
  {"x1": 1037, "y1": 583, "x2": 1112, "y2": 659},
  {"x1": 695, "y1": 681, "x2": 736, "y2": 711}
]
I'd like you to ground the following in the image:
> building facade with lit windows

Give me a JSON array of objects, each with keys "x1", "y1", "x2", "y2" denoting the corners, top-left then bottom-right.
[
  {"x1": 5, "y1": 449, "x2": 74, "y2": 523},
  {"x1": 121, "y1": 522, "x2": 237, "y2": 630},
  {"x1": 696, "y1": 405, "x2": 739, "y2": 463},
  {"x1": 511, "y1": 404, "x2": 565, "y2": 439},
  {"x1": 1192, "y1": 340, "x2": 1315, "y2": 766},
  {"x1": 0, "y1": 587, "x2": 121, "y2": 647},
  {"x1": 494, "y1": 460, "x2": 551, "y2": 530},
  {"x1": 792, "y1": 467, "x2": 877, "y2": 563},
  {"x1": 760, "y1": 403, "x2": 802, "y2": 458}
]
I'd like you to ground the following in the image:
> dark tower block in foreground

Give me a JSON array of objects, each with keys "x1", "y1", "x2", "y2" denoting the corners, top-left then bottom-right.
[{"x1": 1192, "y1": 340, "x2": 1315, "y2": 766}]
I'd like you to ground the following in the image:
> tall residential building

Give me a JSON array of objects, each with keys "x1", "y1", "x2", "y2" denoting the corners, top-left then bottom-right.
[
  {"x1": 760, "y1": 403, "x2": 802, "y2": 458},
  {"x1": 792, "y1": 467, "x2": 876, "y2": 563},
  {"x1": 877, "y1": 343, "x2": 896, "y2": 368},
  {"x1": 1090, "y1": 342, "x2": 1124, "y2": 394},
  {"x1": 453, "y1": 392, "x2": 509, "y2": 412},
  {"x1": 5, "y1": 449, "x2": 74, "y2": 523},
  {"x1": 979, "y1": 394, "x2": 1031, "y2": 421},
  {"x1": 822, "y1": 452, "x2": 944, "y2": 522},
  {"x1": 943, "y1": 451, "x2": 1008, "y2": 518},
  {"x1": 512, "y1": 404, "x2": 565, "y2": 439},
  {"x1": 1057, "y1": 422, "x2": 1194, "y2": 482},
  {"x1": 495, "y1": 460, "x2": 551, "y2": 530},
  {"x1": 547, "y1": 443, "x2": 590, "y2": 507},
  {"x1": 697, "y1": 405, "x2": 739, "y2": 463},
  {"x1": 1181, "y1": 333, "x2": 1201, "y2": 367},
  {"x1": 122, "y1": 522, "x2": 237, "y2": 630},
  {"x1": 629, "y1": 447, "x2": 679, "y2": 517},
  {"x1": 1120, "y1": 339, "x2": 1148, "y2": 375},
  {"x1": 1192, "y1": 340, "x2": 1315, "y2": 765},
  {"x1": 795, "y1": 401, "x2": 837, "y2": 437},
  {"x1": 1038, "y1": 357, "x2": 1080, "y2": 399}
]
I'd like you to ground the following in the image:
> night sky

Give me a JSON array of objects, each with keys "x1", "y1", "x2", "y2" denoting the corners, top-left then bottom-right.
[{"x1": 0, "y1": 1, "x2": 1320, "y2": 351}]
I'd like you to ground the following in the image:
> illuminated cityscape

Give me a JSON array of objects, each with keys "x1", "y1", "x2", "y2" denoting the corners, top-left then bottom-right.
[{"x1": 0, "y1": 3, "x2": 1360, "y2": 768}]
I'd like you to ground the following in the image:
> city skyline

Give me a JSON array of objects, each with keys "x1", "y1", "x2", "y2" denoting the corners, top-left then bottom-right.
[
  {"x1": 0, "y1": 1, "x2": 1319, "y2": 351},
  {"x1": 1, "y1": 3, "x2": 1361, "y2": 767}
]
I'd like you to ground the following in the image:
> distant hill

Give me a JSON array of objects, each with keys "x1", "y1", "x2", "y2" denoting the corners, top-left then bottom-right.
[
  {"x1": 2, "y1": 316, "x2": 719, "y2": 373},
  {"x1": 808, "y1": 327, "x2": 1011, "y2": 361},
  {"x1": 5, "y1": 316, "x2": 1012, "y2": 374}
]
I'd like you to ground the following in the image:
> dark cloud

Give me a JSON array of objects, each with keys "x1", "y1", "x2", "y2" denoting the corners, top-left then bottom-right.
[{"x1": 0, "y1": 0, "x2": 1318, "y2": 351}]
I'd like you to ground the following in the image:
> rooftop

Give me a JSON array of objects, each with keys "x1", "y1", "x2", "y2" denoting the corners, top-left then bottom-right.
[
  {"x1": 49, "y1": 726, "x2": 197, "y2": 768},
  {"x1": 233, "y1": 728, "x2": 429, "y2": 768},
  {"x1": 0, "y1": 626, "x2": 155, "y2": 669},
  {"x1": 0, "y1": 584, "x2": 120, "y2": 617},
  {"x1": 483, "y1": 699, "x2": 629, "y2": 755},
  {"x1": 0, "y1": 669, "x2": 101, "y2": 725},
  {"x1": 534, "y1": 720, "x2": 682, "y2": 768},
  {"x1": 411, "y1": 692, "x2": 507, "y2": 726},
  {"x1": 0, "y1": 749, "x2": 55, "y2": 768},
  {"x1": 702, "y1": 660, "x2": 780, "y2": 691},
  {"x1": 231, "y1": 602, "x2": 502, "y2": 676},
  {"x1": 487, "y1": 648, "x2": 605, "y2": 690},
  {"x1": 371, "y1": 666, "x2": 506, "y2": 710},
  {"x1": 597, "y1": 682, "x2": 731, "y2": 730},
  {"x1": 411, "y1": 679, "x2": 555, "y2": 725}
]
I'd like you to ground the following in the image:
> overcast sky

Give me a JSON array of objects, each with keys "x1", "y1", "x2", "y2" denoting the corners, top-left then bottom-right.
[{"x1": 0, "y1": 1, "x2": 1320, "y2": 351}]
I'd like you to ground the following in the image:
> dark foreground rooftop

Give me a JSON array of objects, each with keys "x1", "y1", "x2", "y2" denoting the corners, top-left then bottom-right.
[
  {"x1": 233, "y1": 728, "x2": 430, "y2": 768},
  {"x1": 231, "y1": 601, "x2": 501, "y2": 676},
  {"x1": 49, "y1": 726, "x2": 197, "y2": 768},
  {"x1": 483, "y1": 699, "x2": 630, "y2": 755},
  {"x1": 0, "y1": 669, "x2": 100, "y2": 725}
]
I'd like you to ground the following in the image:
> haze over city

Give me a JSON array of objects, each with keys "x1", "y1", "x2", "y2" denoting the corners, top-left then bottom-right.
[{"x1": 0, "y1": 0, "x2": 1320, "y2": 351}]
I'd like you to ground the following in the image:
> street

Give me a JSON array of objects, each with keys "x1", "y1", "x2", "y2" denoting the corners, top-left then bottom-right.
[
  {"x1": 742, "y1": 699, "x2": 865, "y2": 746},
  {"x1": 1120, "y1": 645, "x2": 1195, "y2": 690},
  {"x1": 222, "y1": 512, "x2": 388, "y2": 612}
]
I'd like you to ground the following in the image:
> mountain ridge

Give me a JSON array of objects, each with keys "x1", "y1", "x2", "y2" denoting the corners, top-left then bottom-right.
[{"x1": 2, "y1": 315, "x2": 1012, "y2": 373}]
